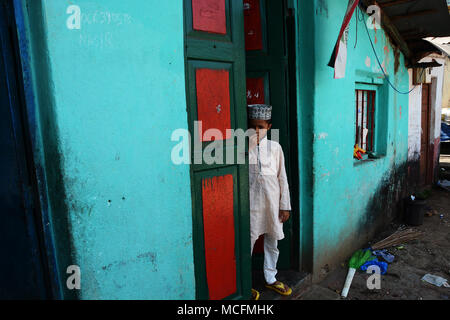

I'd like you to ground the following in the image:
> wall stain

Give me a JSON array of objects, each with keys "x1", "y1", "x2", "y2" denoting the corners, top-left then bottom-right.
[
  {"x1": 383, "y1": 29, "x2": 401, "y2": 74},
  {"x1": 102, "y1": 252, "x2": 157, "y2": 272},
  {"x1": 316, "y1": 0, "x2": 328, "y2": 17},
  {"x1": 314, "y1": 161, "x2": 409, "y2": 279},
  {"x1": 393, "y1": 46, "x2": 400, "y2": 74}
]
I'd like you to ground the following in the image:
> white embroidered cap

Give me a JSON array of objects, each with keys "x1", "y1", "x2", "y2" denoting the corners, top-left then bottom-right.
[{"x1": 247, "y1": 104, "x2": 272, "y2": 121}]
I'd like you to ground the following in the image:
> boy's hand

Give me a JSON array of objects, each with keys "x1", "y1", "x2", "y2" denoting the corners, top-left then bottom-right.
[{"x1": 279, "y1": 210, "x2": 290, "y2": 223}]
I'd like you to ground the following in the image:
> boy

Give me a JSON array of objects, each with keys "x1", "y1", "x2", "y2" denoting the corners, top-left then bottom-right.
[{"x1": 247, "y1": 104, "x2": 292, "y2": 300}]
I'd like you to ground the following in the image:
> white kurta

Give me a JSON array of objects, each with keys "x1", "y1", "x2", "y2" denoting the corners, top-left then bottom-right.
[{"x1": 249, "y1": 134, "x2": 291, "y2": 246}]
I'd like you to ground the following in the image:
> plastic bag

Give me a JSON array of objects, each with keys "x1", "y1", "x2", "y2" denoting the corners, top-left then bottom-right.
[
  {"x1": 372, "y1": 249, "x2": 395, "y2": 263},
  {"x1": 360, "y1": 260, "x2": 388, "y2": 275},
  {"x1": 421, "y1": 274, "x2": 450, "y2": 287}
]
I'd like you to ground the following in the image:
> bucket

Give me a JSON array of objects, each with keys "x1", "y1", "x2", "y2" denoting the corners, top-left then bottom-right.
[{"x1": 404, "y1": 198, "x2": 426, "y2": 226}]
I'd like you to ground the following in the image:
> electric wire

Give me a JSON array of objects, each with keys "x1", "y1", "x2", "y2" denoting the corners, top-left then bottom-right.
[{"x1": 357, "y1": 6, "x2": 424, "y2": 95}]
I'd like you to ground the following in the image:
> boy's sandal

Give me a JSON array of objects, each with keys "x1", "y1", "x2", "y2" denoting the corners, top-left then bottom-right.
[
  {"x1": 265, "y1": 281, "x2": 292, "y2": 296},
  {"x1": 251, "y1": 289, "x2": 260, "y2": 301}
]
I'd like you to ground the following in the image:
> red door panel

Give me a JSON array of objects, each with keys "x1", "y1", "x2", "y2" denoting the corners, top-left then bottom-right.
[
  {"x1": 243, "y1": 0, "x2": 263, "y2": 51},
  {"x1": 246, "y1": 77, "x2": 265, "y2": 105},
  {"x1": 196, "y1": 68, "x2": 232, "y2": 142},
  {"x1": 202, "y1": 175, "x2": 236, "y2": 300},
  {"x1": 192, "y1": 0, "x2": 227, "y2": 34}
]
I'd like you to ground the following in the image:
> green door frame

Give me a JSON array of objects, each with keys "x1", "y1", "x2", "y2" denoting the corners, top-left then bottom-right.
[
  {"x1": 286, "y1": 0, "x2": 301, "y2": 272},
  {"x1": 183, "y1": 0, "x2": 305, "y2": 300},
  {"x1": 295, "y1": 0, "x2": 314, "y2": 274},
  {"x1": 183, "y1": 0, "x2": 251, "y2": 300}
]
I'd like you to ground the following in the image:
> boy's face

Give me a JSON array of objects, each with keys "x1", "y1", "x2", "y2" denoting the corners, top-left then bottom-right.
[{"x1": 248, "y1": 119, "x2": 272, "y2": 144}]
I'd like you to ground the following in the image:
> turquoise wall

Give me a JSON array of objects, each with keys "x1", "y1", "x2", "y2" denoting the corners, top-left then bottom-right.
[
  {"x1": 297, "y1": 0, "x2": 410, "y2": 277},
  {"x1": 17, "y1": 0, "x2": 195, "y2": 299}
]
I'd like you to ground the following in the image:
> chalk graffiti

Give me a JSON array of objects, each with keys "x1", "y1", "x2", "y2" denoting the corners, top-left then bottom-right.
[
  {"x1": 81, "y1": 11, "x2": 132, "y2": 26},
  {"x1": 78, "y1": 32, "x2": 113, "y2": 49}
]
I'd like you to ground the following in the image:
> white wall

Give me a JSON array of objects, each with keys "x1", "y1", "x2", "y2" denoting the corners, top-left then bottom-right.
[
  {"x1": 442, "y1": 57, "x2": 450, "y2": 113},
  {"x1": 426, "y1": 56, "x2": 445, "y2": 141},
  {"x1": 408, "y1": 69, "x2": 422, "y2": 161},
  {"x1": 408, "y1": 55, "x2": 446, "y2": 161}
]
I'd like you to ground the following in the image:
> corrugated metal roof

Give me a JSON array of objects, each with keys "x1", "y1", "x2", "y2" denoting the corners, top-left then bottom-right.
[{"x1": 424, "y1": 36, "x2": 450, "y2": 56}]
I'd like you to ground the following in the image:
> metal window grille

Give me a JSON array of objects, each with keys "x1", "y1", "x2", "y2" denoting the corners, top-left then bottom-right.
[{"x1": 355, "y1": 89, "x2": 375, "y2": 152}]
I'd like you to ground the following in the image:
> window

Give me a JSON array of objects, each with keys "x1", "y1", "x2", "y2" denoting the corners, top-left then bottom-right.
[{"x1": 355, "y1": 89, "x2": 375, "y2": 152}]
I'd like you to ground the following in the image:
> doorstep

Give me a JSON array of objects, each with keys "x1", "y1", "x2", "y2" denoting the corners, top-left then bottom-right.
[{"x1": 251, "y1": 270, "x2": 311, "y2": 300}]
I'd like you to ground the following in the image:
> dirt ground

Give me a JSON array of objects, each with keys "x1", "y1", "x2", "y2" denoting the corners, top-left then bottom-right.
[{"x1": 295, "y1": 161, "x2": 450, "y2": 300}]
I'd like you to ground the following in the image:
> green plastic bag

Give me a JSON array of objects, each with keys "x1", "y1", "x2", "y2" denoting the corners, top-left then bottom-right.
[{"x1": 348, "y1": 249, "x2": 373, "y2": 269}]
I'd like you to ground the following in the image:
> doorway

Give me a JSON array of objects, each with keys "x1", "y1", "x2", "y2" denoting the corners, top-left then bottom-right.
[
  {"x1": 183, "y1": 0, "x2": 300, "y2": 300},
  {"x1": 244, "y1": 0, "x2": 299, "y2": 272},
  {"x1": 420, "y1": 84, "x2": 431, "y2": 186}
]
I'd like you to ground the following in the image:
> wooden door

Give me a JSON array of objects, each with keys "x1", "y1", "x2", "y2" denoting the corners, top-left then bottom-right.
[
  {"x1": 244, "y1": 0, "x2": 294, "y2": 269},
  {"x1": 420, "y1": 84, "x2": 430, "y2": 186},
  {"x1": 184, "y1": 0, "x2": 251, "y2": 300}
]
